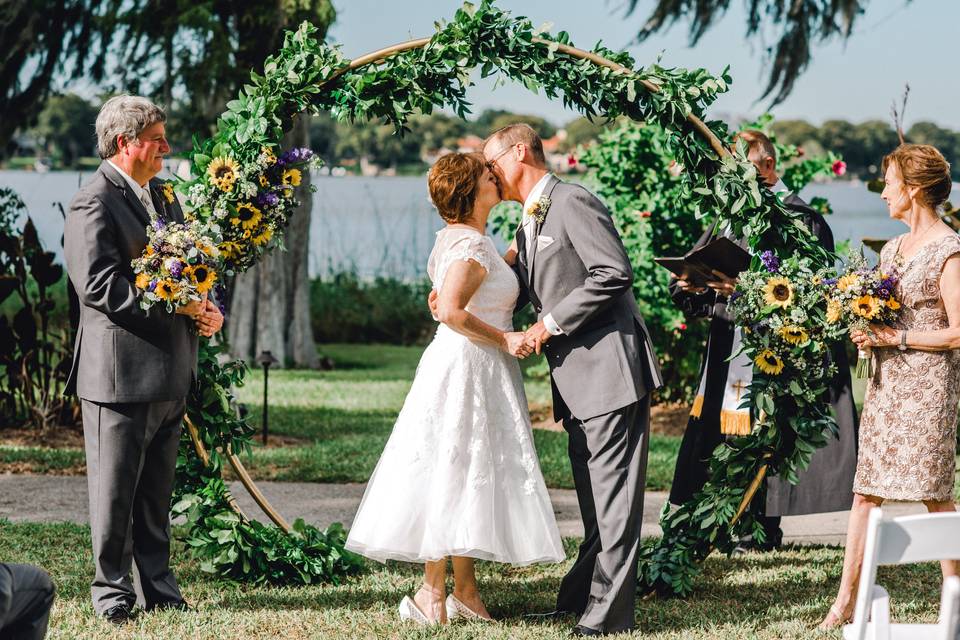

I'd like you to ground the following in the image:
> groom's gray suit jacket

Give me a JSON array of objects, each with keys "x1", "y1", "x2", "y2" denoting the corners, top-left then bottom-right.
[
  {"x1": 64, "y1": 162, "x2": 198, "y2": 403},
  {"x1": 516, "y1": 176, "x2": 662, "y2": 421}
]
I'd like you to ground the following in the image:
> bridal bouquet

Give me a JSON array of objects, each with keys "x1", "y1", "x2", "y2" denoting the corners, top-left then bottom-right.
[
  {"x1": 132, "y1": 218, "x2": 220, "y2": 312},
  {"x1": 728, "y1": 251, "x2": 838, "y2": 409},
  {"x1": 186, "y1": 145, "x2": 320, "y2": 273},
  {"x1": 822, "y1": 253, "x2": 901, "y2": 377}
]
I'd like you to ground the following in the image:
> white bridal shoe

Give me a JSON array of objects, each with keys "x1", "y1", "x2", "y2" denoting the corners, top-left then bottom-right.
[
  {"x1": 398, "y1": 595, "x2": 439, "y2": 626},
  {"x1": 445, "y1": 594, "x2": 492, "y2": 622}
]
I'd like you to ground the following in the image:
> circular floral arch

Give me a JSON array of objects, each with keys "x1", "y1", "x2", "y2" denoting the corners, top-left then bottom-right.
[{"x1": 168, "y1": 0, "x2": 835, "y2": 594}]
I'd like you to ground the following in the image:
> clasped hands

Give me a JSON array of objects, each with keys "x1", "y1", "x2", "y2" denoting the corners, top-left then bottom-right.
[
  {"x1": 676, "y1": 269, "x2": 738, "y2": 297},
  {"x1": 504, "y1": 321, "x2": 552, "y2": 359},
  {"x1": 175, "y1": 295, "x2": 224, "y2": 338},
  {"x1": 850, "y1": 324, "x2": 898, "y2": 349}
]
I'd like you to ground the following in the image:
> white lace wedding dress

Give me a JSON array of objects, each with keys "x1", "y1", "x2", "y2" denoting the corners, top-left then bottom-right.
[{"x1": 345, "y1": 226, "x2": 564, "y2": 566}]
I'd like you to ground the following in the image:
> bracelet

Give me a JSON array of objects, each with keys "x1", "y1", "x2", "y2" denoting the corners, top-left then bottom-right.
[{"x1": 898, "y1": 330, "x2": 908, "y2": 352}]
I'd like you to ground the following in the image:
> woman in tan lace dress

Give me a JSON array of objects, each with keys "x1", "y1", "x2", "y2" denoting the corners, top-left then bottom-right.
[{"x1": 821, "y1": 144, "x2": 960, "y2": 628}]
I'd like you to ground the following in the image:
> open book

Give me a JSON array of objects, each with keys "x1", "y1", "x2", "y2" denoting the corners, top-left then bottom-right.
[{"x1": 654, "y1": 236, "x2": 752, "y2": 288}]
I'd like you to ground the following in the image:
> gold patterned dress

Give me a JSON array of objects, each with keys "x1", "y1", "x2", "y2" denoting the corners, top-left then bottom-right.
[{"x1": 853, "y1": 233, "x2": 960, "y2": 501}]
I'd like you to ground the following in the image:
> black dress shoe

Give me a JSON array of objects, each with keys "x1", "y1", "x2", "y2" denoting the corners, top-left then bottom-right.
[
  {"x1": 102, "y1": 602, "x2": 135, "y2": 625},
  {"x1": 570, "y1": 624, "x2": 603, "y2": 636},
  {"x1": 146, "y1": 599, "x2": 191, "y2": 612}
]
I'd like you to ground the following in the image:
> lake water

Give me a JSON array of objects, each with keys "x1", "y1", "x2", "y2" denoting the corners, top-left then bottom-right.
[{"x1": 0, "y1": 169, "x2": 918, "y2": 279}]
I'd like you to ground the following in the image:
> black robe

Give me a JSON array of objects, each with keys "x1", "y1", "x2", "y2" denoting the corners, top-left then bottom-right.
[{"x1": 668, "y1": 193, "x2": 859, "y2": 516}]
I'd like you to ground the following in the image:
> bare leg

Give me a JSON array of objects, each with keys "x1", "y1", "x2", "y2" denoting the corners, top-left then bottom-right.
[
  {"x1": 819, "y1": 493, "x2": 884, "y2": 629},
  {"x1": 451, "y1": 556, "x2": 492, "y2": 620},
  {"x1": 413, "y1": 559, "x2": 447, "y2": 623},
  {"x1": 922, "y1": 500, "x2": 959, "y2": 578}
]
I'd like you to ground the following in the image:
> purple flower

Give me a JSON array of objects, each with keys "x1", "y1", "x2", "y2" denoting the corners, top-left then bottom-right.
[
  {"x1": 761, "y1": 250, "x2": 780, "y2": 273},
  {"x1": 168, "y1": 260, "x2": 184, "y2": 279},
  {"x1": 152, "y1": 219, "x2": 166, "y2": 231},
  {"x1": 257, "y1": 191, "x2": 280, "y2": 207},
  {"x1": 822, "y1": 277, "x2": 838, "y2": 286},
  {"x1": 148, "y1": 280, "x2": 158, "y2": 292},
  {"x1": 278, "y1": 147, "x2": 314, "y2": 166},
  {"x1": 730, "y1": 290, "x2": 743, "y2": 302}
]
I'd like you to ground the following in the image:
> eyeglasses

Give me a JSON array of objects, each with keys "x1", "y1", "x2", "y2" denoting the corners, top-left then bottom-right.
[{"x1": 484, "y1": 145, "x2": 514, "y2": 170}]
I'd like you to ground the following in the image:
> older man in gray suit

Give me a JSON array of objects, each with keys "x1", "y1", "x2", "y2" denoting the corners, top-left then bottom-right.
[
  {"x1": 64, "y1": 95, "x2": 223, "y2": 624},
  {"x1": 483, "y1": 124, "x2": 662, "y2": 636}
]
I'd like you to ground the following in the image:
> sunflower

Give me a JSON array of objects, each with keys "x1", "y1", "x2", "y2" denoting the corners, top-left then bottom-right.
[
  {"x1": 135, "y1": 272, "x2": 151, "y2": 290},
  {"x1": 251, "y1": 227, "x2": 274, "y2": 247},
  {"x1": 258, "y1": 174, "x2": 269, "y2": 187},
  {"x1": 755, "y1": 349, "x2": 785, "y2": 375},
  {"x1": 230, "y1": 202, "x2": 262, "y2": 230},
  {"x1": 145, "y1": 245, "x2": 155, "y2": 256},
  {"x1": 779, "y1": 325, "x2": 809, "y2": 345},
  {"x1": 852, "y1": 295, "x2": 881, "y2": 319},
  {"x1": 155, "y1": 280, "x2": 179, "y2": 301},
  {"x1": 762, "y1": 276, "x2": 794, "y2": 309},
  {"x1": 886, "y1": 297, "x2": 901, "y2": 311},
  {"x1": 218, "y1": 241, "x2": 243, "y2": 259},
  {"x1": 207, "y1": 156, "x2": 239, "y2": 192},
  {"x1": 282, "y1": 168, "x2": 302, "y2": 187},
  {"x1": 826, "y1": 298, "x2": 842, "y2": 324},
  {"x1": 837, "y1": 274, "x2": 861, "y2": 292},
  {"x1": 261, "y1": 146, "x2": 277, "y2": 165},
  {"x1": 183, "y1": 264, "x2": 217, "y2": 294},
  {"x1": 161, "y1": 182, "x2": 175, "y2": 204}
]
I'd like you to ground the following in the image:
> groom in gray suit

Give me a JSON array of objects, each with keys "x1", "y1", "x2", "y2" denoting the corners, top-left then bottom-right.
[
  {"x1": 64, "y1": 95, "x2": 223, "y2": 623},
  {"x1": 483, "y1": 124, "x2": 662, "y2": 636}
]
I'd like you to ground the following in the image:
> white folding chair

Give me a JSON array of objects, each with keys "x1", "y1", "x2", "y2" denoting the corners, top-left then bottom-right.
[{"x1": 843, "y1": 508, "x2": 960, "y2": 640}]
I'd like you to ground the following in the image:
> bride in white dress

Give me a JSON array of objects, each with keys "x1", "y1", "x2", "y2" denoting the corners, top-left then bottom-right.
[{"x1": 345, "y1": 152, "x2": 564, "y2": 624}]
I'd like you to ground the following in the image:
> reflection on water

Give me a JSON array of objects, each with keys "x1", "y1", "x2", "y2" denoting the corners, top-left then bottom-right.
[{"x1": 0, "y1": 169, "x2": 933, "y2": 279}]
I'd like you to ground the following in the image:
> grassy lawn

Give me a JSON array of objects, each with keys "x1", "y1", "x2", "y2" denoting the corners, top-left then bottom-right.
[
  {"x1": 230, "y1": 344, "x2": 679, "y2": 490},
  {"x1": 0, "y1": 519, "x2": 946, "y2": 639}
]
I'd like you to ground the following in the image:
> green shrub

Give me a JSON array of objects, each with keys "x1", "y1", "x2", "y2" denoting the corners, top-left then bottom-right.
[{"x1": 310, "y1": 273, "x2": 436, "y2": 345}]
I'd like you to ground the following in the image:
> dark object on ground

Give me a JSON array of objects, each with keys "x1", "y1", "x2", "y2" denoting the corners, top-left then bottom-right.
[{"x1": 0, "y1": 563, "x2": 55, "y2": 639}]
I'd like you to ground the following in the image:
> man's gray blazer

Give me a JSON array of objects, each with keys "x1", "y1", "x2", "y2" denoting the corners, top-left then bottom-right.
[
  {"x1": 64, "y1": 162, "x2": 198, "y2": 403},
  {"x1": 516, "y1": 176, "x2": 662, "y2": 421}
]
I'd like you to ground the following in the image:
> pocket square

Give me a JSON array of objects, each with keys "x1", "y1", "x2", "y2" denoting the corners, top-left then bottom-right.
[{"x1": 536, "y1": 235, "x2": 555, "y2": 250}]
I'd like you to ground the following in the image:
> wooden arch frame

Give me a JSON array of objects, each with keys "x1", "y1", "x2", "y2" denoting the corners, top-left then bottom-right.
[{"x1": 186, "y1": 34, "x2": 766, "y2": 538}]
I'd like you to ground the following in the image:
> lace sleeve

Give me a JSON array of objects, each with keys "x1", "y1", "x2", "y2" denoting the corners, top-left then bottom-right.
[
  {"x1": 931, "y1": 235, "x2": 960, "y2": 280},
  {"x1": 434, "y1": 234, "x2": 492, "y2": 291}
]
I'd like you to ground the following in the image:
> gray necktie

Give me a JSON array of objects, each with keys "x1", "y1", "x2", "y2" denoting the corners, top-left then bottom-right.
[{"x1": 139, "y1": 188, "x2": 159, "y2": 219}]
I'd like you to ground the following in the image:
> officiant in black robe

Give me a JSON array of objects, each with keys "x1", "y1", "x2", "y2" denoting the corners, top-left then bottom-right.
[{"x1": 668, "y1": 130, "x2": 859, "y2": 549}]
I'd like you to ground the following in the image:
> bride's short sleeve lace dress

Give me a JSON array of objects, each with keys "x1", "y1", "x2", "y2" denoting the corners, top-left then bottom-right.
[{"x1": 345, "y1": 227, "x2": 564, "y2": 565}]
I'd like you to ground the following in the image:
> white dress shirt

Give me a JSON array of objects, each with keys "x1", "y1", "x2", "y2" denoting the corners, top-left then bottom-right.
[
  {"x1": 107, "y1": 160, "x2": 158, "y2": 218},
  {"x1": 520, "y1": 173, "x2": 564, "y2": 336}
]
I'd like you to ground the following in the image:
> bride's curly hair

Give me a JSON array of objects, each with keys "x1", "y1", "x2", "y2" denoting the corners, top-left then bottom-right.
[{"x1": 428, "y1": 152, "x2": 485, "y2": 223}]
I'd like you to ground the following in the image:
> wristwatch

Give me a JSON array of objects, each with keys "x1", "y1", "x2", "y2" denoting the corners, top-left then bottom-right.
[{"x1": 898, "y1": 330, "x2": 908, "y2": 352}]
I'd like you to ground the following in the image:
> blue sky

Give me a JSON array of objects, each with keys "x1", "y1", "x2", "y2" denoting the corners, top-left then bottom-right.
[{"x1": 326, "y1": 0, "x2": 958, "y2": 129}]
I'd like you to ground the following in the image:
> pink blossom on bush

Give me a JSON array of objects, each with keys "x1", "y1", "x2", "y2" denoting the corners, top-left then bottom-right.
[{"x1": 832, "y1": 160, "x2": 847, "y2": 176}]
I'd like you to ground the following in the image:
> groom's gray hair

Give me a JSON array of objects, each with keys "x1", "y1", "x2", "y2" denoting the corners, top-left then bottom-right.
[
  {"x1": 95, "y1": 95, "x2": 166, "y2": 159},
  {"x1": 484, "y1": 123, "x2": 546, "y2": 167}
]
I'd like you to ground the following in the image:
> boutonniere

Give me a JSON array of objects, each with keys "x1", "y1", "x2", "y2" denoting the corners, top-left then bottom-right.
[
  {"x1": 161, "y1": 182, "x2": 175, "y2": 204},
  {"x1": 528, "y1": 195, "x2": 551, "y2": 224}
]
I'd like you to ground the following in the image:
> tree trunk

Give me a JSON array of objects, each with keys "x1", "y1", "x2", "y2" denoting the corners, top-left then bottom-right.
[{"x1": 226, "y1": 115, "x2": 318, "y2": 368}]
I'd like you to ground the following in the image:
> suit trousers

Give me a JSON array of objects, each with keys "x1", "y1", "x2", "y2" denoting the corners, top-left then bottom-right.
[
  {"x1": 81, "y1": 398, "x2": 185, "y2": 613},
  {"x1": 0, "y1": 564, "x2": 54, "y2": 640},
  {"x1": 556, "y1": 397, "x2": 650, "y2": 634}
]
